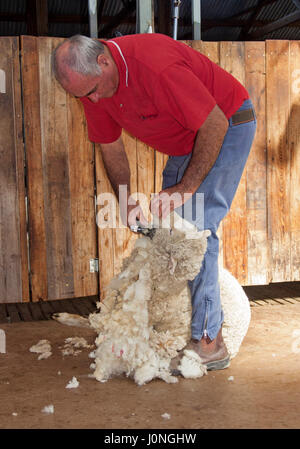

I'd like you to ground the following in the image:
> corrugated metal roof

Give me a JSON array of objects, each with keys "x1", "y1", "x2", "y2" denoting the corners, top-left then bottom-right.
[
  {"x1": 0, "y1": 0, "x2": 26, "y2": 14},
  {"x1": 249, "y1": 0, "x2": 298, "y2": 39},
  {"x1": 0, "y1": 0, "x2": 300, "y2": 40},
  {"x1": 257, "y1": 0, "x2": 296, "y2": 20},
  {"x1": 200, "y1": 0, "x2": 258, "y2": 20}
]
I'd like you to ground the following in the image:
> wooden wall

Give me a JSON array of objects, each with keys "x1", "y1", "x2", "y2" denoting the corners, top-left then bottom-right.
[
  {"x1": 21, "y1": 36, "x2": 99, "y2": 301},
  {"x1": 0, "y1": 37, "x2": 300, "y2": 303}
]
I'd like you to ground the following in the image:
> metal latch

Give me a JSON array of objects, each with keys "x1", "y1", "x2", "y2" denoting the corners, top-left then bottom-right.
[{"x1": 90, "y1": 258, "x2": 99, "y2": 273}]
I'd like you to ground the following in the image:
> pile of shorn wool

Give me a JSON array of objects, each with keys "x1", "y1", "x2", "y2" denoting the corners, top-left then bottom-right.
[{"x1": 89, "y1": 213, "x2": 251, "y2": 385}]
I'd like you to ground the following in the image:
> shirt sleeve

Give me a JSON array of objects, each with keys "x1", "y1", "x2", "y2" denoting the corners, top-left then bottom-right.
[
  {"x1": 80, "y1": 98, "x2": 122, "y2": 144},
  {"x1": 156, "y1": 63, "x2": 217, "y2": 132}
]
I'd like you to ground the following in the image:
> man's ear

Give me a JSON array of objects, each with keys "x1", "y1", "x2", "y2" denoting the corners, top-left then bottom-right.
[{"x1": 97, "y1": 54, "x2": 108, "y2": 67}]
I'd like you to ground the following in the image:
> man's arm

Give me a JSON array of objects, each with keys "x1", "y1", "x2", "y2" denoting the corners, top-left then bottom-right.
[
  {"x1": 100, "y1": 136, "x2": 147, "y2": 227},
  {"x1": 151, "y1": 104, "x2": 229, "y2": 218},
  {"x1": 100, "y1": 135, "x2": 130, "y2": 199}
]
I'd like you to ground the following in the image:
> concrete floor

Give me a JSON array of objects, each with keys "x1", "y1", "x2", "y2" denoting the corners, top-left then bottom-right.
[{"x1": 0, "y1": 301, "x2": 300, "y2": 429}]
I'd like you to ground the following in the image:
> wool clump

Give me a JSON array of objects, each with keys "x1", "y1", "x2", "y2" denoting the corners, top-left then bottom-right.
[
  {"x1": 89, "y1": 214, "x2": 251, "y2": 385},
  {"x1": 29, "y1": 339, "x2": 52, "y2": 360}
]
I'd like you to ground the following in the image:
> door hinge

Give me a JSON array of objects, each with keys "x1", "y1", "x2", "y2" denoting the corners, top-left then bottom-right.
[{"x1": 90, "y1": 258, "x2": 99, "y2": 273}]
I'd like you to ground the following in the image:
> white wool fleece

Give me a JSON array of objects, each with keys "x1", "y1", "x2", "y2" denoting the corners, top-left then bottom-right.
[{"x1": 89, "y1": 213, "x2": 251, "y2": 385}]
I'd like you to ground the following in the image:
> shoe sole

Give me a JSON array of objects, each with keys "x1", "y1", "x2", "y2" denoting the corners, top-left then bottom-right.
[{"x1": 205, "y1": 356, "x2": 231, "y2": 371}]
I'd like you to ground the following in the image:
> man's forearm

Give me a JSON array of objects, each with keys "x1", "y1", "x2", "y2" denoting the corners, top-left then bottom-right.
[
  {"x1": 178, "y1": 105, "x2": 229, "y2": 194},
  {"x1": 100, "y1": 136, "x2": 131, "y2": 199},
  {"x1": 100, "y1": 136, "x2": 147, "y2": 226}
]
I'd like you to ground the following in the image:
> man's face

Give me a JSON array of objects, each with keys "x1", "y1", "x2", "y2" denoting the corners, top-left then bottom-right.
[{"x1": 61, "y1": 53, "x2": 119, "y2": 103}]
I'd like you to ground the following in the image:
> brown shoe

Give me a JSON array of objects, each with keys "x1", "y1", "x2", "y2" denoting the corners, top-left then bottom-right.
[{"x1": 170, "y1": 327, "x2": 230, "y2": 375}]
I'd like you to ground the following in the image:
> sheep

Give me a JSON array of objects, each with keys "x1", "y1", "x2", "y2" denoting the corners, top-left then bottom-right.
[{"x1": 86, "y1": 213, "x2": 251, "y2": 385}]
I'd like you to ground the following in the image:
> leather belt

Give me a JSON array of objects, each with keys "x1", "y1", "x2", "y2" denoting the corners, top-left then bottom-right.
[{"x1": 231, "y1": 108, "x2": 255, "y2": 126}]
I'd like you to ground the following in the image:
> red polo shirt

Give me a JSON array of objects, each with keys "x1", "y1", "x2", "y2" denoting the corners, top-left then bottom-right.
[{"x1": 80, "y1": 34, "x2": 249, "y2": 156}]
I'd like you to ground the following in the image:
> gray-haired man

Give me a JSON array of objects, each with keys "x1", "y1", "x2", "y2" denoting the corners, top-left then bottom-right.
[{"x1": 52, "y1": 33, "x2": 256, "y2": 372}]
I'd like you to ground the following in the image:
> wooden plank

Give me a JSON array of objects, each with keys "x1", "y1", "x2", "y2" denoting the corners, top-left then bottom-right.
[
  {"x1": 196, "y1": 41, "x2": 219, "y2": 63},
  {"x1": 220, "y1": 42, "x2": 248, "y2": 284},
  {"x1": 67, "y1": 95, "x2": 98, "y2": 297},
  {"x1": 266, "y1": 40, "x2": 291, "y2": 282},
  {"x1": 12, "y1": 38, "x2": 30, "y2": 302},
  {"x1": 0, "y1": 37, "x2": 25, "y2": 303},
  {"x1": 21, "y1": 36, "x2": 48, "y2": 302},
  {"x1": 38, "y1": 37, "x2": 75, "y2": 300},
  {"x1": 245, "y1": 41, "x2": 269, "y2": 285},
  {"x1": 289, "y1": 41, "x2": 300, "y2": 282},
  {"x1": 95, "y1": 144, "x2": 115, "y2": 297},
  {"x1": 154, "y1": 152, "x2": 168, "y2": 194},
  {"x1": 136, "y1": 141, "x2": 155, "y2": 224},
  {"x1": 112, "y1": 131, "x2": 138, "y2": 276},
  {"x1": 96, "y1": 130, "x2": 139, "y2": 294}
]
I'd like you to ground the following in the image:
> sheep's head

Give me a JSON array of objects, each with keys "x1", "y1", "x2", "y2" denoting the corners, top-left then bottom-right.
[{"x1": 148, "y1": 213, "x2": 210, "y2": 295}]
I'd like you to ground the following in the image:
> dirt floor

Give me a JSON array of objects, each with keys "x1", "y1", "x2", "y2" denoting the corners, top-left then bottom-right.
[{"x1": 0, "y1": 302, "x2": 300, "y2": 430}]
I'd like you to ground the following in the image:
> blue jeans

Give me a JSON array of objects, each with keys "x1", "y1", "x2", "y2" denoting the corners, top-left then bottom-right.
[{"x1": 162, "y1": 99, "x2": 257, "y2": 341}]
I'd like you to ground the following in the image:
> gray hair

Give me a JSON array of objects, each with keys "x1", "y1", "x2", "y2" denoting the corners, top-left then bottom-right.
[{"x1": 52, "y1": 34, "x2": 105, "y2": 82}]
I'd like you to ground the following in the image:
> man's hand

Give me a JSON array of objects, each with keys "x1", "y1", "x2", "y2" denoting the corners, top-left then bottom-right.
[
  {"x1": 150, "y1": 184, "x2": 192, "y2": 219},
  {"x1": 127, "y1": 202, "x2": 149, "y2": 228}
]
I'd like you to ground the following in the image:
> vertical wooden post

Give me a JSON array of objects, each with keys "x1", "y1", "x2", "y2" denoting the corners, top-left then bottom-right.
[
  {"x1": 245, "y1": 41, "x2": 269, "y2": 285},
  {"x1": 0, "y1": 37, "x2": 29, "y2": 303},
  {"x1": 157, "y1": 1, "x2": 172, "y2": 36},
  {"x1": 266, "y1": 40, "x2": 291, "y2": 282},
  {"x1": 289, "y1": 41, "x2": 300, "y2": 281},
  {"x1": 220, "y1": 42, "x2": 248, "y2": 285},
  {"x1": 27, "y1": 0, "x2": 48, "y2": 36}
]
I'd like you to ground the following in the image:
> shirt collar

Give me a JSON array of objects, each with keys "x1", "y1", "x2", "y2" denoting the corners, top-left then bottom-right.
[{"x1": 103, "y1": 39, "x2": 129, "y2": 88}]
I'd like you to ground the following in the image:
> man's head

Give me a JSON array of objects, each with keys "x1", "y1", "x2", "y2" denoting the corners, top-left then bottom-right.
[{"x1": 52, "y1": 34, "x2": 119, "y2": 102}]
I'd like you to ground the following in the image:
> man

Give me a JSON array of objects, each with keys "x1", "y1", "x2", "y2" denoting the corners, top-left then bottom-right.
[{"x1": 52, "y1": 33, "x2": 256, "y2": 372}]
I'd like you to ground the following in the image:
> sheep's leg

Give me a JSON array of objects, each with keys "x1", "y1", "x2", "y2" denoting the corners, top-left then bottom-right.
[{"x1": 52, "y1": 312, "x2": 92, "y2": 329}]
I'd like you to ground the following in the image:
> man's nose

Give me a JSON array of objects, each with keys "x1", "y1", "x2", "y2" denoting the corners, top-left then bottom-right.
[{"x1": 88, "y1": 92, "x2": 100, "y2": 103}]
